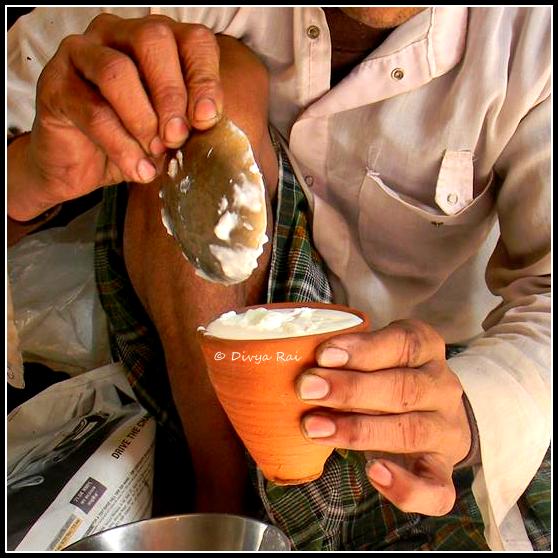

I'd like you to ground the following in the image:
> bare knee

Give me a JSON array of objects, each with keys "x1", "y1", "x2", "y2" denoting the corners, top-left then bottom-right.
[
  {"x1": 216, "y1": 35, "x2": 278, "y2": 198},
  {"x1": 123, "y1": 36, "x2": 276, "y2": 330},
  {"x1": 216, "y1": 34, "x2": 270, "y2": 120}
]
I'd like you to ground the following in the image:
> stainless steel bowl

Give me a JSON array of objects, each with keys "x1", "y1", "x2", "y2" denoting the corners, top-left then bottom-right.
[{"x1": 63, "y1": 514, "x2": 291, "y2": 551}]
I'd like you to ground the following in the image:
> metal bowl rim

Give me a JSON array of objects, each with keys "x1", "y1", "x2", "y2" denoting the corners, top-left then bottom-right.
[{"x1": 64, "y1": 513, "x2": 290, "y2": 550}]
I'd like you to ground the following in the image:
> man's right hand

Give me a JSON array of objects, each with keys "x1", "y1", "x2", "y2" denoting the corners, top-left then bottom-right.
[{"x1": 8, "y1": 13, "x2": 224, "y2": 221}]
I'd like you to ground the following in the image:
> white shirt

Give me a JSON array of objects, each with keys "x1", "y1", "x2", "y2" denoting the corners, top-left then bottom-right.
[{"x1": 7, "y1": 6, "x2": 551, "y2": 551}]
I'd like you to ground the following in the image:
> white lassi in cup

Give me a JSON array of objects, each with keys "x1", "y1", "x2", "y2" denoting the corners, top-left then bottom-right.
[{"x1": 200, "y1": 306, "x2": 363, "y2": 340}]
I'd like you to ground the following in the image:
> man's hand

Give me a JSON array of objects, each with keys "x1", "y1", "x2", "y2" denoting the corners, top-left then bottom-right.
[
  {"x1": 296, "y1": 319, "x2": 472, "y2": 516},
  {"x1": 8, "y1": 13, "x2": 223, "y2": 221}
]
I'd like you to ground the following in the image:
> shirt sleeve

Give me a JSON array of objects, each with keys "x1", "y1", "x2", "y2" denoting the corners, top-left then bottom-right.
[{"x1": 448, "y1": 91, "x2": 551, "y2": 550}]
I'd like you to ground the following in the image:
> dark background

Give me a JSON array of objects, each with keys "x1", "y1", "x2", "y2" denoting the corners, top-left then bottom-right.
[{"x1": 7, "y1": 7, "x2": 35, "y2": 29}]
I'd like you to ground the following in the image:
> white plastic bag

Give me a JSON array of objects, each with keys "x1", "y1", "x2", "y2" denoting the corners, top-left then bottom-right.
[
  {"x1": 7, "y1": 276, "x2": 25, "y2": 388},
  {"x1": 7, "y1": 205, "x2": 112, "y2": 376}
]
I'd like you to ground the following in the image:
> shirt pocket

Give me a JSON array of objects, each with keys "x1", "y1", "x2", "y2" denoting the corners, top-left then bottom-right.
[{"x1": 356, "y1": 154, "x2": 497, "y2": 279}]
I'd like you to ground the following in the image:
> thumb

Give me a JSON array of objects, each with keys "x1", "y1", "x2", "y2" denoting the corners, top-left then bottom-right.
[{"x1": 366, "y1": 456, "x2": 456, "y2": 517}]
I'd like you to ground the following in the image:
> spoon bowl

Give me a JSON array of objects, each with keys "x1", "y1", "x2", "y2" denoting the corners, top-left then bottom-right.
[{"x1": 158, "y1": 117, "x2": 268, "y2": 284}]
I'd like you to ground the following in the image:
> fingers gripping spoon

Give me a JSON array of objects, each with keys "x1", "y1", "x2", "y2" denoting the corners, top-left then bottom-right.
[{"x1": 158, "y1": 116, "x2": 268, "y2": 285}]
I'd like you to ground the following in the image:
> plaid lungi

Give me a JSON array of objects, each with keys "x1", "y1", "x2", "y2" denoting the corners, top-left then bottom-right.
[{"x1": 94, "y1": 132, "x2": 550, "y2": 551}]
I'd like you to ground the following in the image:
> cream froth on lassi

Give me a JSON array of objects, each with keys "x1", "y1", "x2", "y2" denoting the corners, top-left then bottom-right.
[{"x1": 200, "y1": 306, "x2": 363, "y2": 340}]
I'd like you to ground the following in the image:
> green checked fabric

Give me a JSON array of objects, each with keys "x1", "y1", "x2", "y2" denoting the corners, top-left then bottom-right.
[
  {"x1": 265, "y1": 132, "x2": 332, "y2": 305},
  {"x1": 94, "y1": 182, "x2": 186, "y2": 447},
  {"x1": 94, "y1": 130, "x2": 550, "y2": 551},
  {"x1": 253, "y1": 453, "x2": 489, "y2": 551}
]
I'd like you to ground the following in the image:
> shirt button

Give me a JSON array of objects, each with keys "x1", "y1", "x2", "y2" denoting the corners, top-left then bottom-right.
[
  {"x1": 391, "y1": 68, "x2": 404, "y2": 80},
  {"x1": 306, "y1": 25, "x2": 320, "y2": 39},
  {"x1": 447, "y1": 193, "x2": 459, "y2": 205},
  {"x1": 304, "y1": 175, "x2": 314, "y2": 187}
]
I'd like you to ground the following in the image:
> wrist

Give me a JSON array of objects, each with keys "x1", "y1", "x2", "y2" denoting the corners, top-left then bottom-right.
[
  {"x1": 455, "y1": 393, "x2": 481, "y2": 469},
  {"x1": 7, "y1": 131, "x2": 63, "y2": 221}
]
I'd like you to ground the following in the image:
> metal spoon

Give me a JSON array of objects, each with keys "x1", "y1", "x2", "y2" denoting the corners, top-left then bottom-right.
[{"x1": 158, "y1": 116, "x2": 268, "y2": 285}]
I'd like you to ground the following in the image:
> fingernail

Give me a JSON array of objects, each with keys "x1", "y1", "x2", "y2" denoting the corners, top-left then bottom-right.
[
  {"x1": 137, "y1": 158, "x2": 157, "y2": 182},
  {"x1": 164, "y1": 116, "x2": 188, "y2": 144},
  {"x1": 317, "y1": 347, "x2": 349, "y2": 368},
  {"x1": 298, "y1": 374, "x2": 330, "y2": 400},
  {"x1": 367, "y1": 460, "x2": 393, "y2": 487},
  {"x1": 150, "y1": 136, "x2": 166, "y2": 156},
  {"x1": 194, "y1": 97, "x2": 218, "y2": 122},
  {"x1": 302, "y1": 415, "x2": 336, "y2": 438}
]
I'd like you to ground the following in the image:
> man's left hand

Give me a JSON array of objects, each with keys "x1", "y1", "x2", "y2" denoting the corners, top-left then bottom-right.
[{"x1": 296, "y1": 319, "x2": 472, "y2": 516}]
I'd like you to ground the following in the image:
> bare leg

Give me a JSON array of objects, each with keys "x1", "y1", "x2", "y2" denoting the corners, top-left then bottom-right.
[{"x1": 123, "y1": 36, "x2": 278, "y2": 513}]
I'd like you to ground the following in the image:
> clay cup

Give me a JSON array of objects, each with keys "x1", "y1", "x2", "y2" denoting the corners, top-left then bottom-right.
[{"x1": 197, "y1": 302, "x2": 370, "y2": 485}]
